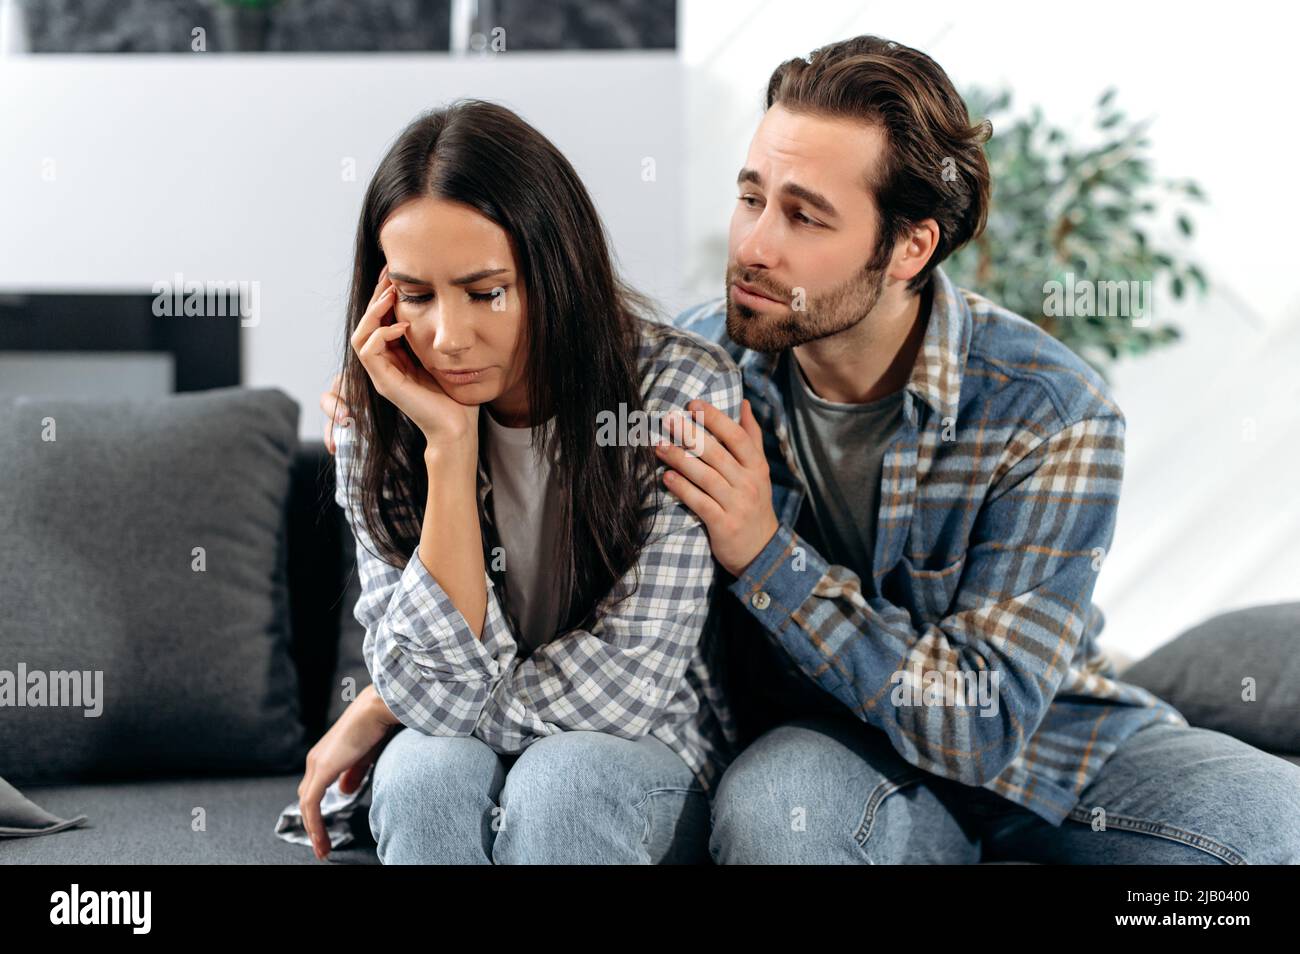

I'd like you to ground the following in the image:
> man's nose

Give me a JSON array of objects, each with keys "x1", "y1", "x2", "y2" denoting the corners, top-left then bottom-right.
[{"x1": 734, "y1": 207, "x2": 781, "y2": 270}]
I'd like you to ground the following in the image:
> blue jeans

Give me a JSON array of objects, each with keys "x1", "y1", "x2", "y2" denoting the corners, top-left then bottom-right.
[
  {"x1": 369, "y1": 728, "x2": 710, "y2": 863},
  {"x1": 710, "y1": 714, "x2": 1300, "y2": 864}
]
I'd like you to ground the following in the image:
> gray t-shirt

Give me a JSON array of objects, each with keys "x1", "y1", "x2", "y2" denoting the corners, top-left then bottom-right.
[
  {"x1": 778, "y1": 350, "x2": 905, "y2": 593},
  {"x1": 483, "y1": 411, "x2": 567, "y2": 653}
]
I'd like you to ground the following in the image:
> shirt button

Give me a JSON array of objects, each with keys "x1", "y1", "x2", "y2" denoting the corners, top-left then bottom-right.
[{"x1": 750, "y1": 591, "x2": 771, "y2": 610}]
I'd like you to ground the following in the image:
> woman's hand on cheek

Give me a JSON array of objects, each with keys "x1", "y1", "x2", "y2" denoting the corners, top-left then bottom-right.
[{"x1": 350, "y1": 271, "x2": 479, "y2": 452}]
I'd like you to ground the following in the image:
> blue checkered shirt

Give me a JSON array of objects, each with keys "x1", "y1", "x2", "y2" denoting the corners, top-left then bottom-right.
[{"x1": 674, "y1": 266, "x2": 1188, "y2": 825}]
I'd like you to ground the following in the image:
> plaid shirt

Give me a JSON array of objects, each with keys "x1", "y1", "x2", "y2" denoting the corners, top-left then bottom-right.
[
  {"x1": 334, "y1": 317, "x2": 743, "y2": 793},
  {"x1": 675, "y1": 266, "x2": 1187, "y2": 825}
]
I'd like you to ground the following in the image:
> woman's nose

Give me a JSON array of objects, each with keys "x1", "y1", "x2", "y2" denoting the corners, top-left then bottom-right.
[{"x1": 429, "y1": 304, "x2": 475, "y2": 355}]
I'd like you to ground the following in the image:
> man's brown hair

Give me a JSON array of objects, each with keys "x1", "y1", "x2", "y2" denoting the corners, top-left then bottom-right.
[{"x1": 765, "y1": 35, "x2": 992, "y2": 293}]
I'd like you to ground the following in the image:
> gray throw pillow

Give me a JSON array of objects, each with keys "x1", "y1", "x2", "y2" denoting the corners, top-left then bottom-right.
[
  {"x1": 1122, "y1": 603, "x2": 1300, "y2": 755},
  {"x1": 0, "y1": 387, "x2": 305, "y2": 784}
]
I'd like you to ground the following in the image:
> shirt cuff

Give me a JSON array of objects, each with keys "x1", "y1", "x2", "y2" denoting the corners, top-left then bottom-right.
[
  {"x1": 384, "y1": 544, "x2": 511, "y2": 672},
  {"x1": 727, "y1": 522, "x2": 827, "y2": 636}
]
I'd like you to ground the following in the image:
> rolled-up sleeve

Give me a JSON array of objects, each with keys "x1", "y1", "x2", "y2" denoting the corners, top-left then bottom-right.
[{"x1": 334, "y1": 424, "x2": 513, "y2": 733}]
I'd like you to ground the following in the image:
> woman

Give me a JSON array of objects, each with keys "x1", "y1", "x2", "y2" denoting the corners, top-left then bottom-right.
[{"x1": 296, "y1": 99, "x2": 742, "y2": 864}]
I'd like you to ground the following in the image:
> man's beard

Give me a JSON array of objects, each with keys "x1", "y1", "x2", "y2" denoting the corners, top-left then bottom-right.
[{"x1": 725, "y1": 254, "x2": 888, "y2": 353}]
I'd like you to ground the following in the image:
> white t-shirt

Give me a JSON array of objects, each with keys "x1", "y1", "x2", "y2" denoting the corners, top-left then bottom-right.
[{"x1": 482, "y1": 409, "x2": 567, "y2": 653}]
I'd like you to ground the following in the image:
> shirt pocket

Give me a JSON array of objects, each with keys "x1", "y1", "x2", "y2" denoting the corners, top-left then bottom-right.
[{"x1": 891, "y1": 554, "x2": 966, "y2": 626}]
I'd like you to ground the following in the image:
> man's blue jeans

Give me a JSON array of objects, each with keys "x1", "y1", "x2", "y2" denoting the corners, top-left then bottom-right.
[
  {"x1": 368, "y1": 728, "x2": 710, "y2": 863},
  {"x1": 710, "y1": 714, "x2": 1300, "y2": 863}
]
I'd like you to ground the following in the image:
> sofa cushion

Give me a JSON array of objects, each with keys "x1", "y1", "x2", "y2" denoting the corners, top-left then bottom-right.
[
  {"x1": 328, "y1": 547, "x2": 371, "y2": 726},
  {"x1": 0, "y1": 775, "x2": 377, "y2": 864},
  {"x1": 0, "y1": 387, "x2": 305, "y2": 784},
  {"x1": 279, "y1": 438, "x2": 370, "y2": 732},
  {"x1": 284, "y1": 442, "x2": 351, "y2": 740},
  {"x1": 1122, "y1": 602, "x2": 1300, "y2": 755}
]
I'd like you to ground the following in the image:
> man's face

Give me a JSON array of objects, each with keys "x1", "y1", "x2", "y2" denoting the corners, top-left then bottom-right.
[{"x1": 726, "y1": 103, "x2": 892, "y2": 352}]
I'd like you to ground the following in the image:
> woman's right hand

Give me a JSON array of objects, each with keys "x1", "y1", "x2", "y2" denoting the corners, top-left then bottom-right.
[
  {"x1": 349, "y1": 264, "x2": 480, "y2": 450},
  {"x1": 297, "y1": 685, "x2": 402, "y2": 861}
]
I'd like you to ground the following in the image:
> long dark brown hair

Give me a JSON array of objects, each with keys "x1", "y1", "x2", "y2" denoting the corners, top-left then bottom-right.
[{"x1": 338, "y1": 99, "x2": 657, "y2": 635}]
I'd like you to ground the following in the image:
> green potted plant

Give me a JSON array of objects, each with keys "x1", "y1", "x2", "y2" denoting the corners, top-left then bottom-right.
[{"x1": 944, "y1": 87, "x2": 1208, "y2": 378}]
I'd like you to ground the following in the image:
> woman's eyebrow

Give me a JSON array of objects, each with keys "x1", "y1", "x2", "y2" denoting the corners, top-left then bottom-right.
[
  {"x1": 387, "y1": 267, "x2": 510, "y2": 286},
  {"x1": 450, "y1": 267, "x2": 510, "y2": 286},
  {"x1": 388, "y1": 270, "x2": 431, "y2": 285}
]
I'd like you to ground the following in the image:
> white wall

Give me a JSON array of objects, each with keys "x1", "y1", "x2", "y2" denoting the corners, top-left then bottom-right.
[
  {"x1": 0, "y1": 51, "x2": 684, "y2": 441},
  {"x1": 4, "y1": 1, "x2": 1297, "y2": 660},
  {"x1": 680, "y1": 0, "x2": 1300, "y2": 659}
]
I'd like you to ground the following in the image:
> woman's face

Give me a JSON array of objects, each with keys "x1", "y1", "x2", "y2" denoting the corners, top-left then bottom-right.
[{"x1": 378, "y1": 195, "x2": 530, "y2": 425}]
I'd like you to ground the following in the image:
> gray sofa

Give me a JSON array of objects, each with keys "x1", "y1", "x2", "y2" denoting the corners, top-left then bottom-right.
[
  {"x1": 2, "y1": 388, "x2": 1296, "y2": 864},
  {"x1": 1, "y1": 388, "x2": 377, "y2": 863}
]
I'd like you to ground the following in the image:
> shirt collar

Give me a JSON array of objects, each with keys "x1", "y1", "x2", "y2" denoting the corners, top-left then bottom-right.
[{"x1": 736, "y1": 265, "x2": 971, "y2": 425}]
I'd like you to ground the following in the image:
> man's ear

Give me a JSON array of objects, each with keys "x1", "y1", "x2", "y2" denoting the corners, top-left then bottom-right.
[{"x1": 890, "y1": 218, "x2": 941, "y2": 284}]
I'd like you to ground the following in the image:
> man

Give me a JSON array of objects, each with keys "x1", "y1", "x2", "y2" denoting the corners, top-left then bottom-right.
[{"x1": 655, "y1": 34, "x2": 1300, "y2": 863}]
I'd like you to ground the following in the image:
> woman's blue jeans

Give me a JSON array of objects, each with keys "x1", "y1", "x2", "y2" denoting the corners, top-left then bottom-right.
[{"x1": 369, "y1": 727, "x2": 710, "y2": 864}]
